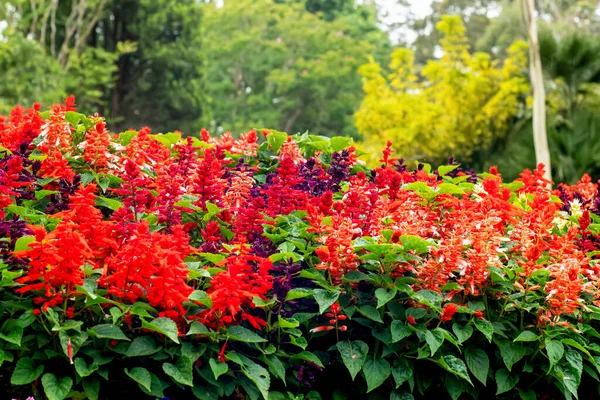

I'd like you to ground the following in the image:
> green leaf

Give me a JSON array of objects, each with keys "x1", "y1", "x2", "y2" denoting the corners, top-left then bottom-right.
[
  {"x1": 243, "y1": 361, "x2": 270, "y2": 400},
  {"x1": 519, "y1": 389, "x2": 537, "y2": 400},
  {"x1": 474, "y1": 319, "x2": 494, "y2": 342},
  {"x1": 11, "y1": 357, "x2": 44, "y2": 385},
  {"x1": 392, "y1": 357, "x2": 414, "y2": 389},
  {"x1": 375, "y1": 288, "x2": 397, "y2": 309},
  {"x1": 285, "y1": 288, "x2": 314, "y2": 301},
  {"x1": 187, "y1": 321, "x2": 210, "y2": 336},
  {"x1": 438, "y1": 165, "x2": 460, "y2": 176},
  {"x1": 362, "y1": 358, "x2": 391, "y2": 393},
  {"x1": 513, "y1": 331, "x2": 539, "y2": 342},
  {"x1": 14, "y1": 236, "x2": 35, "y2": 252},
  {"x1": 337, "y1": 340, "x2": 369, "y2": 381},
  {"x1": 125, "y1": 367, "x2": 152, "y2": 392},
  {"x1": 82, "y1": 376, "x2": 100, "y2": 400},
  {"x1": 390, "y1": 392, "x2": 415, "y2": 400},
  {"x1": 452, "y1": 323, "x2": 473, "y2": 344},
  {"x1": 566, "y1": 349, "x2": 583, "y2": 385},
  {"x1": 277, "y1": 316, "x2": 299, "y2": 329},
  {"x1": 227, "y1": 326, "x2": 267, "y2": 343},
  {"x1": 42, "y1": 373, "x2": 73, "y2": 400},
  {"x1": 141, "y1": 317, "x2": 180, "y2": 344},
  {"x1": 74, "y1": 358, "x2": 98, "y2": 377},
  {"x1": 391, "y1": 321, "x2": 412, "y2": 343},
  {"x1": 437, "y1": 183, "x2": 464, "y2": 195},
  {"x1": 465, "y1": 349, "x2": 489, "y2": 386},
  {"x1": 356, "y1": 305, "x2": 383, "y2": 323},
  {"x1": 425, "y1": 329, "x2": 445, "y2": 356},
  {"x1": 546, "y1": 339, "x2": 564, "y2": 369},
  {"x1": 209, "y1": 358, "x2": 229, "y2": 380},
  {"x1": 0, "y1": 326, "x2": 23, "y2": 345},
  {"x1": 263, "y1": 354, "x2": 286, "y2": 385},
  {"x1": 95, "y1": 196, "x2": 123, "y2": 211},
  {"x1": 291, "y1": 351, "x2": 324, "y2": 368},
  {"x1": 495, "y1": 368, "x2": 518, "y2": 395},
  {"x1": 312, "y1": 289, "x2": 340, "y2": 314},
  {"x1": 52, "y1": 319, "x2": 83, "y2": 332},
  {"x1": 440, "y1": 355, "x2": 473, "y2": 385},
  {"x1": 267, "y1": 131, "x2": 288, "y2": 151},
  {"x1": 163, "y1": 356, "x2": 194, "y2": 386},
  {"x1": 88, "y1": 324, "x2": 130, "y2": 341},
  {"x1": 126, "y1": 336, "x2": 160, "y2": 357},
  {"x1": 399, "y1": 235, "x2": 431, "y2": 254},
  {"x1": 412, "y1": 290, "x2": 442, "y2": 310},
  {"x1": 330, "y1": 136, "x2": 352, "y2": 152},
  {"x1": 496, "y1": 339, "x2": 527, "y2": 371}
]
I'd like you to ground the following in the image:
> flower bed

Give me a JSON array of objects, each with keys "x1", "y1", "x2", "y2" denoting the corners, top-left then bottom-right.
[{"x1": 1, "y1": 98, "x2": 600, "y2": 399}]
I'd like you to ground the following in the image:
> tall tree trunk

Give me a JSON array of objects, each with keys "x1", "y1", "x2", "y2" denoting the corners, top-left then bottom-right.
[{"x1": 521, "y1": 0, "x2": 552, "y2": 184}]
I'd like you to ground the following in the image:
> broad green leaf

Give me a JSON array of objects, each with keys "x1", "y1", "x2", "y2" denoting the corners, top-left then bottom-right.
[
  {"x1": 14, "y1": 236, "x2": 35, "y2": 252},
  {"x1": 356, "y1": 305, "x2": 383, "y2": 323},
  {"x1": 141, "y1": 317, "x2": 180, "y2": 344},
  {"x1": 465, "y1": 349, "x2": 489, "y2": 386},
  {"x1": 11, "y1": 357, "x2": 44, "y2": 385},
  {"x1": 495, "y1": 368, "x2": 518, "y2": 395},
  {"x1": 519, "y1": 389, "x2": 537, "y2": 400},
  {"x1": 513, "y1": 331, "x2": 539, "y2": 342},
  {"x1": 227, "y1": 326, "x2": 267, "y2": 343},
  {"x1": 474, "y1": 319, "x2": 494, "y2": 342},
  {"x1": 51, "y1": 320, "x2": 83, "y2": 332},
  {"x1": 452, "y1": 323, "x2": 473, "y2": 344},
  {"x1": 390, "y1": 392, "x2": 415, "y2": 400},
  {"x1": 440, "y1": 355, "x2": 473, "y2": 385},
  {"x1": 313, "y1": 289, "x2": 340, "y2": 314},
  {"x1": 277, "y1": 316, "x2": 299, "y2": 329},
  {"x1": 566, "y1": 349, "x2": 583, "y2": 385},
  {"x1": 438, "y1": 165, "x2": 460, "y2": 176},
  {"x1": 42, "y1": 373, "x2": 73, "y2": 400},
  {"x1": 263, "y1": 354, "x2": 286, "y2": 385},
  {"x1": 330, "y1": 136, "x2": 352, "y2": 152},
  {"x1": 0, "y1": 326, "x2": 23, "y2": 345},
  {"x1": 337, "y1": 340, "x2": 368, "y2": 381},
  {"x1": 391, "y1": 321, "x2": 412, "y2": 343},
  {"x1": 291, "y1": 351, "x2": 324, "y2": 368},
  {"x1": 375, "y1": 288, "x2": 397, "y2": 309},
  {"x1": 82, "y1": 376, "x2": 100, "y2": 400},
  {"x1": 362, "y1": 358, "x2": 391, "y2": 393},
  {"x1": 545, "y1": 339, "x2": 564, "y2": 369},
  {"x1": 392, "y1": 357, "x2": 414, "y2": 389},
  {"x1": 126, "y1": 336, "x2": 160, "y2": 357},
  {"x1": 187, "y1": 321, "x2": 210, "y2": 336},
  {"x1": 163, "y1": 356, "x2": 193, "y2": 386},
  {"x1": 95, "y1": 196, "x2": 123, "y2": 211},
  {"x1": 496, "y1": 339, "x2": 527, "y2": 371},
  {"x1": 88, "y1": 324, "x2": 130, "y2": 341},
  {"x1": 125, "y1": 367, "x2": 152, "y2": 392},
  {"x1": 74, "y1": 358, "x2": 98, "y2": 377},
  {"x1": 285, "y1": 288, "x2": 314, "y2": 301},
  {"x1": 425, "y1": 329, "x2": 445, "y2": 356},
  {"x1": 209, "y1": 358, "x2": 229, "y2": 380},
  {"x1": 399, "y1": 235, "x2": 432, "y2": 254}
]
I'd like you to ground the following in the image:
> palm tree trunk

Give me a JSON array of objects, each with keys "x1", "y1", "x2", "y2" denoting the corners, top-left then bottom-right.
[{"x1": 521, "y1": 0, "x2": 552, "y2": 185}]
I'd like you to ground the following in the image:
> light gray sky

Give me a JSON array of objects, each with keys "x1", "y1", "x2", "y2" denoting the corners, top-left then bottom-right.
[{"x1": 378, "y1": 0, "x2": 434, "y2": 43}]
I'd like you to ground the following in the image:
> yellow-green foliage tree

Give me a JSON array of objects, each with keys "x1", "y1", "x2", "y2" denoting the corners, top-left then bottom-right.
[{"x1": 355, "y1": 15, "x2": 530, "y2": 164}]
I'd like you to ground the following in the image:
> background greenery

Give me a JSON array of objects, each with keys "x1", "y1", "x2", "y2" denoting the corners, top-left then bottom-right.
[{"x1": 1, "y1": 0, "x2": 599, "y2": 182}]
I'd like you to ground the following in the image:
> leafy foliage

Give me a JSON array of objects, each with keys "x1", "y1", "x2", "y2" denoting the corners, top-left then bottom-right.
[
  {"x1": 355, "y1": 16, "x2": 530, "y2": 164},
  {"x1": 3, "y1": 98, "x2": 600, "y2": 399}
]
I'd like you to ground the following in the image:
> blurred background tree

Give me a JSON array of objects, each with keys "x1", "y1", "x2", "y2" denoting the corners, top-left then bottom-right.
[
  {"x1": 1, "y1": 0, "x2": 599, "y2": 182},
  {"x1": 202, "y1": 0, "x2": 389, "y2": 138}
]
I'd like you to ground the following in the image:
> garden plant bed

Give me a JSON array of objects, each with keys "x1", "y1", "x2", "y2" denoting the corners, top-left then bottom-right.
[{"x1": 1, "y1": 99, "x2": 600, "y2": 399}]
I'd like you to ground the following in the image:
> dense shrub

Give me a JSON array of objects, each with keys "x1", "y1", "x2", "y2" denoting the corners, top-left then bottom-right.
[{"x1": 2, "y1": 99, "x2": 600, "y2": 400}]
